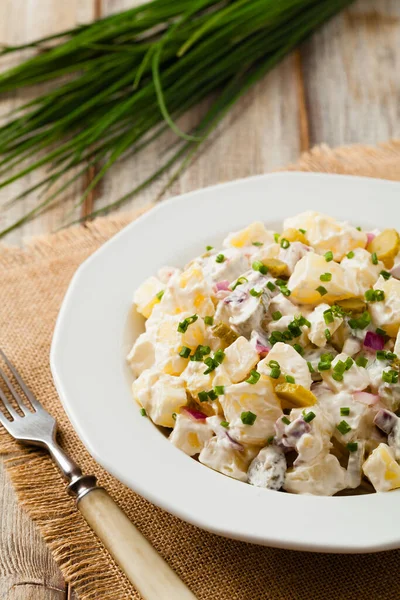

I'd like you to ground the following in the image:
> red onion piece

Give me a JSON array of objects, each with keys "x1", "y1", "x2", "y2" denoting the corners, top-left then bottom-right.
[
  {"x1": 256, "y1": 342, "x2": 269, "y2": 356},
  {"x1": 366, "y1": 233, "x2": 376, "y2": 245},
  {"x1": 364, "y1": 331, "x2": 385, "y2": 351},
  {"x1": 390, "y1": 263, "x2": 400, "y2": 280},
  {"x1": 353, "y1": 391, "x2": 379, "y2": 406},
  {"x1": 225, "y1": 432, "x2": 244, "y2": 451},
  {"x1": 374, "y1": 409, "x2": 398, "y2": 434},
  {"x1": 215, "y1": 280, "x2": 230, "y2": 292},
  {"x1": 183, "y1": 407, "x2": 207, "y2": 420}
]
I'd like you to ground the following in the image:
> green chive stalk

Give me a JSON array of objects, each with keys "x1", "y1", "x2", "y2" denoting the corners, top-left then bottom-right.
[{"x1": 0, "y1": 0, "x2": 353, "y2": 237}]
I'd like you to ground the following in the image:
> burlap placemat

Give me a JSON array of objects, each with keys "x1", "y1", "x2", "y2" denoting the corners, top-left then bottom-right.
[{"x1": 2, "y1": 141, "x2": 400, "y2": 600}]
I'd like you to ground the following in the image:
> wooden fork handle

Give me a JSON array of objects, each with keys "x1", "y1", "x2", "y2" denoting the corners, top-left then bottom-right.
[{"x1": 78, "y1": 487, "x2": 197, "y2": 600}]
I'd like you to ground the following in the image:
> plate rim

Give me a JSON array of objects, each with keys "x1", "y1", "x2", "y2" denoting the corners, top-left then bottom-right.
[{"x1": 51, "y1": 171, "x2": 400, "y2": 553}]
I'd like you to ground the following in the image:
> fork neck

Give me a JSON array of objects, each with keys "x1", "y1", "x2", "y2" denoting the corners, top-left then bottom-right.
[{"x1": 47, "y1": 440, "x2": 98, "y2": 500}]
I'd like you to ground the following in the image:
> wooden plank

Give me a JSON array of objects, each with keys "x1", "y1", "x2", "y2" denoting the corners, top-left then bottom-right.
[
  {"x1": 301, "y1": 0, "x2": 400, "y2": 147},
  {"x1": 0, "y1": 462, "x2": 66, "y2": 599},
  {"x1": 0, "y1": 1, "x2": 95, "y2": 246}
]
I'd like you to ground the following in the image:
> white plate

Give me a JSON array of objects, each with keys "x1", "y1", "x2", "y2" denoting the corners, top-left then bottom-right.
[{"x1": 51, "y1": 172, "x2": 400, "y2": 553}]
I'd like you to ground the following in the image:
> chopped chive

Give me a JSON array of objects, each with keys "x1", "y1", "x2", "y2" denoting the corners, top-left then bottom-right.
[
  {"x1": 295, "y1": 315, "x2": 311, "y2": 327},
  {"x1": 386, "y1": 351, "x2": 397, "y2": 361},
  {"x1": 203, "y1": 357, "x2": 217, "y2": 375},
  {"x1": 274, "y1": 233, "x2": 280, "y2": 243},
  {"x1": 232, "y1": 276, "x2": 248, "y2": 290},
  {"x1": 380, "y1": 270, "x2": 391, "y2": 280},
  {"x1": 250, "y1": 288, "x2": 263, "y2": 297},
  {"x1": 356, "y1": 355, "x2": 368, "y2": 368},
  {"x1": 356, "y1": 226, "x2": 362, "y2": 231},
  {"x1": 347, "y1": 442, "x2": 358, "y2": 452},
  {"x1": 376, "y1": 350, "x2": 386, "y2": 360},
  {"x1": 324, "y1": 251, "x2": 333, "y2": 262},
  {"x1": 303, "y1": 411, "x2": 316, "y2": 423},
  {"x1": 190, "y1": 345, "x2": 211, "y2": 361},
  {"x1": 275, "y1": 279, "x2": 287, "y2": 287},
  {"x1": 267, "y1": 435, "x2": 275, "y2": 445},
  {"x1": 324, "y1": 309, "x2": 334, "y2": 324},
  {"x1": 299, "y1": 228, "x2": 307, "y2": 234},
  {"x1": 140, "y1": 408, "x2": 147, "y2": 417},
  {"x1": 172, "y1": 412, "x2": 177, "y2": 421},
  {"x1": 214, "y1": 385, "x2": 225, "y2": 396},
  {"x1": 214, "y1": 349, "x2": 225, "y2": 365},
  {"x1": 282, "y1": 416, "x2": 291, "y2": 425},
  {"x1": 208, "y1": 389, "x2": 218, "y2": 401},
  {"x1": 216, "y1": 253, "x2": 225, "y2": 263},
  {"x1": 269, "y1": 360, "x2": 280, "y2": 368},
  {"x1": 269, "y1": 331, "x2": 284, "y2": 345},
  {"x1": 282, "y1": 331, "x2": 293, "y2": 341},
  {"x1": 156, "y1": 290, "x2": 165, "y2": 300},
  {"x1": 179, "y1": 346, "x2": 191, "y2": 358},
  {"x1": 332, "y1": 372, "x2": 343, "y2": 382},
  {"x1": 318, "y1": 361, "x2": 331, "y2": 371},
  {"x1": 267, "y1": 281, "x2": 276, "y2": 292},
  {"x1": 307, "y1": 361, "x2": 314, "y2": 373},
  {"x1": 346, "y1": 251, "x2": 355, "y2": 259},
  {"x1": 376, "y1": 327, "x2": 387, "y2": 338},
  {"x1": 293, "y1": 343, "x2": 304, "y2": 355},
  {"x1": 288, "y1": 322, "x2": 302, "y2": 337},
  {"x1": 336, "y1": 420, "x2": 351, "y2": 435},
  {"x1": 220, "y1": 420, "x2": 229, "y2": 428},
  {"x1": 382, "y1": 370, "x2": 399, "y2": 384},
  {"x1": 252, "y1": 241, "x2": 263, "y2": 247},
  {"x1": 321, "y1": 353, "x2": 334, "y2": 362},
  {"x1": 324, "y1": 329, "x2": 331, "y2": 341},
  {"x1": 252, "y1": 260, "x2": 268, "y2": 275},
  {"x1": 281, "y1": 286, "x2": 291, "y2": 297},
  {"x1": 285, "y1": 375, "x2": 295, "y2": 383},
  {"x1": 371, "y1": 252, "x2": 378, "y2": 265},
  {"x1": 344, "y1": 357, "x2": 354, "y2": 370},
  {"x1": 348, "y1": 311, "x2": 371, "y2": 330},
  {"x1": 204, "y1": 315, "x2": 214, "y2": 326},
  {"x1": 340, "y1": 407, "x2": 350, "y2": 416},
  {"x1": 364, "y1": 289, "x2": 375, "y2": 302},
  {"x1": 270, "y1": 367, "x2": 281, "y2": 379},
  {"x1": 333, "y1": 360, "x2": 346, "y2": 375},
  {"x1": 177, "y1": 314, "x2": 198, "y2": 333},
  {"x1": 280, "y1": 238, "x2": 290, "y2": 249},
  {"x1": 241, "y1": 411, "x2": 257, "y2": 426},
  {"x1": 320, "y1": 273, "x2": 332, "y2": 282},
  {"x1": 365, "y1": 289, "x2": 385, "y2": 302},
  {"x1": 316, "y1": 286, "x2": 328, "y2": 296},
  {"x1": 246, "y1": 369, "x2": 261, "y2": 384},
  {"x1": 198, "y1": 391, "x2": 209, "y2": 402},
  {"x1": 206, "y1": 245, "x2": 214, "y2": 251}
]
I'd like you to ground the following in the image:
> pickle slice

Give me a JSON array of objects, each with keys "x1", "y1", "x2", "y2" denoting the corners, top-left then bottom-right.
[
  {"x1": 336, "y1": 298, "x2": 366, "y2": 314},
  {"x1": 280, "y1": 228, "x2": 309, "y2": 245},
  {"x1": 212, "y1": 322, "x2": 238, "y2": 345},
  {"x1": 275, "y1": 383, "x2": 317, "y2": 409},
  {"x1": 262, "y1": 258, "x2": 288, "y2": 278},
  {"x1": 367, "y1": 229, "x2": 400, "y2": 269}
]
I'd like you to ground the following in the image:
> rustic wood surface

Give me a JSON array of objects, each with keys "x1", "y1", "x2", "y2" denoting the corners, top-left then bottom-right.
[{"x1": 1, "y1": 0, "x2": 400, "y2": 598}]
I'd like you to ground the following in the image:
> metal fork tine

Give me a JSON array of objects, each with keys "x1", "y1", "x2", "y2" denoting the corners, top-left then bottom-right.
[
  {"x1": 0, "y1": 363, "x2": 30, "y2": 415},
  {"x1": 0, "y1": 349, "x2": 40, "y2": 411},
  {"x1": 0, "y1": 384, "x2": 19, "y2": 419}
]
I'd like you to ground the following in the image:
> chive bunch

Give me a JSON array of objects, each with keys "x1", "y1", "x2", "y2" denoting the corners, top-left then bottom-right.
[{"x1": 0, "y1": 0, "x2": 353, "y2": 237}]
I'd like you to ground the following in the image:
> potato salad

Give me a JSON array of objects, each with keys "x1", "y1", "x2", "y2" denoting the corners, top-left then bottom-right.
[{"x1": 128, "y1": 211, "x2": 400, "y2": 496}]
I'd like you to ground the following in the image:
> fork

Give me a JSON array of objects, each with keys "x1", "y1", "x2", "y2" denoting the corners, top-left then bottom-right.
[{"x1": 0, "y1": 349, "x2": 197, "y2": 600}]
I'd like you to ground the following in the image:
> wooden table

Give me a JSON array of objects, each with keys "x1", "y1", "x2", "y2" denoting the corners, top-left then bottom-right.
[{"x1": 1, "y1": 1, "x2": 400, "y2": 598}]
